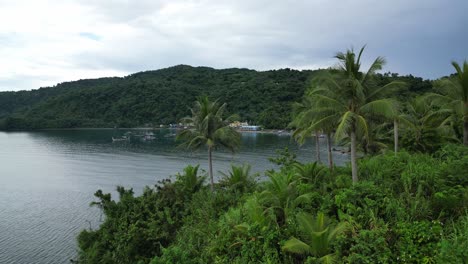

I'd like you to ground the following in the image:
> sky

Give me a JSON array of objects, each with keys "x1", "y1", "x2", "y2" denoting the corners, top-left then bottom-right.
[{"x1": 0, "y1": 0, "x2": 466, "y2": 91}]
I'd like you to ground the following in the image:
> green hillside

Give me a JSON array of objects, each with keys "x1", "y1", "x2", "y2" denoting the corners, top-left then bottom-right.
[{"x1": 0, "y1": 65, "x2": 431, "y2": 130}]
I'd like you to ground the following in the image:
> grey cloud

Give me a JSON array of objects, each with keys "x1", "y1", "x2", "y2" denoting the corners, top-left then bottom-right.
[{"x1": 1, "y1": 0, "x2": 467, "y2": 91}]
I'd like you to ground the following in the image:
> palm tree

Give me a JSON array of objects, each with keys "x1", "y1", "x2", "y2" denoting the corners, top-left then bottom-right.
[
  {"x1": 428, "y1": 60, "x2": 468, "y2": 145},
  {"x1": 400, "y1": 97, "x2": 456, "y2": 152},
  {"x1": 175, "y1": 164, "x2": 206, "y2": 195},
  {"x1": 219, "y1": 163, "x2": 257, "y2": 193},
  {"x1": 291, "y1": 98, "x2": 324, "y2": 164},
  {"x1": 259, "y1": 171, "x2": 313, "y2": 226},
  {"x1": 360, "y1": 121, "x2": 391, "y2": 155},
  {"x1": 282, "y1": 212, "x2": 348, "y2": 262},
  {"x1": 306, "y1": 46, "x2": 402, "y2": 182},
  {"x1": 293, "y1": 162, "x2": 326, "y2": 187},
  {"x1": 176, "y1": 96, "x2": 241, "y2": 191}
]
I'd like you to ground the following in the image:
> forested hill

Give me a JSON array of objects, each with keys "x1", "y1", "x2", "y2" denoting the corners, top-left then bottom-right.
[{"x1": 0, "y1": 65, "x2": 432, "y2": 130}]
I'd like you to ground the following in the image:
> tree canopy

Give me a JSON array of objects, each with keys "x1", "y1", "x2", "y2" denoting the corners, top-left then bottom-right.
[{"x1": 0, "y1": 65, "x2": 433, "y2": 130}]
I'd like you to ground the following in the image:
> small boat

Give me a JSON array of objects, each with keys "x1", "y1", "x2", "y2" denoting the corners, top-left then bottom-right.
[
  {"x1": 143, "y1": 135, "x2": 155, "y2": 140},
  {"x1": 164, "y1": 133, "x2": 176, "y2": 138},
  {"x1": 142, "y1": 131, "x2": 156, "y2": 141},
  {"x1": 112, "y1": 136, "x2": 129, "y2": 142}
]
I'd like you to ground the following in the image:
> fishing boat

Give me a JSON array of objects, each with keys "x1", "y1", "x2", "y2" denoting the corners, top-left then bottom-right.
[{"x1": 112, "y1": 131, "x2": 132, "y2": 142}]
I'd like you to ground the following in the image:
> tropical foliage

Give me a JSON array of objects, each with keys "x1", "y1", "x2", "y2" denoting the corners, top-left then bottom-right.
[
  {"x1": 428, "y1": 60, "x2": 468, "y2": 145},
  {"x1": 76, "y1": 144, "x2": 468, "y2": 264}
]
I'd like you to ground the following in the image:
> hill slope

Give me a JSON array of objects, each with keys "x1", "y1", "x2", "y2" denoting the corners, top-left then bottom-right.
[{"x1": 0, "y1": 65, "x2": 432, "y2": 130}]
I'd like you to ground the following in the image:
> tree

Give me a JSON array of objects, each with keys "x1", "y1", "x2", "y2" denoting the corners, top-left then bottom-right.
[
  {"x1": 400, "y1": 97, "x2": 456, "y2": 152},
  {"x1": 219, "y1": 163, "x2": 257, "y2": 193},
  {"x1": 176, "y1": 96, "x2": 241, "y2": 191},
  {"x1": 291, "y1": 94, "x2": 338, "y2": 171},
  {"x1": 291, "y1": 98, "x2": 323, "y2": 165},
  {"x1": 305, "y1": 46, "x2": 402, "y2": 182},
  {"x1": 259, "y1": 171, "x2": 312, "y2": 226},
  {"x1": 429, "y1": 60, "x2": 468, "y2": 145},
  {"x1": 175, "y1": 164, "x2": 206, "y2": 195}
]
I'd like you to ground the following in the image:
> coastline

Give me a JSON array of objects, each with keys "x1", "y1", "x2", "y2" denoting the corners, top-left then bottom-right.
[{"x1": 30, "y1": 127, "x2": 294, "y2": 135}]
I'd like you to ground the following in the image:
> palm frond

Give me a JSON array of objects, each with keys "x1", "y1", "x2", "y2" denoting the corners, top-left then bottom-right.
[
  {"x1": 282, "y1": 237, "x2": 311, "y2": 254},
  {"x1": 335, "y1": 111, "x2": 354, "y2": 140},
  {"x1": 367, "y1": 81, "x2": 407, "y2": 101},
  {"x1": 362, "y1": 56, "x2": 386, "y2": 84},
  {"x1": 360, "y1": 98, "x2": 398, "y2": 119}
]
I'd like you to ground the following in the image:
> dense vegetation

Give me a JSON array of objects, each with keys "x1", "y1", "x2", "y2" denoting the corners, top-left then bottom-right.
[
  {"x1": 0, "y1": 65, "x2": 433, "y2": 130},
  {"x1": 75, "y1": 51, "x2": 467, "y2": 263},
  {"x1": 76, "y1": 145, "x2": 468, "y2": 263}
]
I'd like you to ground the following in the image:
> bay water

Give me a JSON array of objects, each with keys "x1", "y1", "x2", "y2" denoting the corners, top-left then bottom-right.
[{"x1": 0, "y1": 129, "x2": 348, "y2": 263}]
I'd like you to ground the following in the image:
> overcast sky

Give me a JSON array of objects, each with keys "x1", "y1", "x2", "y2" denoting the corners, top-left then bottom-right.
[{"x1": 0, "y1": 0, "x2": 466, "y2": 91}]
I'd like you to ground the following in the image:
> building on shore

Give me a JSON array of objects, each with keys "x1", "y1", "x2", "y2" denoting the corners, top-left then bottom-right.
[
  {"x1": 229, "y1": 121, "x2": 262, "y2": 131},
  {"x1": 229, "y1": 121, "x2": 249, "y2": 128},
  {"x1": 240, "y1": 125, "x2": 262, "y2": 131}
]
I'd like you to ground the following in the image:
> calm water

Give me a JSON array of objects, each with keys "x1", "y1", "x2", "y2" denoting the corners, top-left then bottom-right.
[{"x1": 0, "y1": 129, "x2": 348, "y2": 263}]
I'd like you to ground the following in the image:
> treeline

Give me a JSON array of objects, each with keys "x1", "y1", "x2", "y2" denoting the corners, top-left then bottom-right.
[{"x1": 0, "y1": 65, "x2": 432, "y2": 130}]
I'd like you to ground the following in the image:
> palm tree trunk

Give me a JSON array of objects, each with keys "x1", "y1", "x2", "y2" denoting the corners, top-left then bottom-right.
[
  {"x1": 315, "y1": 131, "x2": 321, "y2": 163},
  {"x1": 208, "y1": 147, "x2": 214, "y2": 191},
  {"x1": 463, "y1": 119, "x2": 468, "y2": 146},
  {"x1": 326, "y1": 132, "x2": 333, "y2": 171},
  {"x1": 350, "y1": 129, "x2": 358, "y2": 183},
  {"x1": 394, "y1": 119, "x2": 399, "y2": 155}
]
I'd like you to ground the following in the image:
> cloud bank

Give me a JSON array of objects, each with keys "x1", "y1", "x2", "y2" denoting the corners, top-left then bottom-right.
[{"x1": 0, "y1": 0, "x2": 466, "y2": 91}]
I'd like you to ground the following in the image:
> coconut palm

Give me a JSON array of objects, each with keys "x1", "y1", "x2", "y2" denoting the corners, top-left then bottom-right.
[
  {"x1": 291, "y1": 98, "x2": 324, "y2": 164},
  {"x1": 282, "y1": 212, "x2": 348, "y2": 262},
  {"x1": 293, "y1": 162, "x2": 327, "y2": 187},
  {"x1": 392, "y1": 102, "x2": 415, "y2": 155},
  {"x1": 291, "y1": 94, "x2": 339, "y2": 170},
  {"x1": 360, "y1": 121, "x2": 391, "y2": 155},
  {"x1": 305, "y1": 46, "x2": 403, "y2": 182},
  {"x1": 219, "y1": 163, "x2": 257, "y2": 193},
  {"x1": 175, "y1": 164, "x2": 206, "y2": 195},
  {"x1": 259, "y1": 171, "x2": 313, "y2": 226},
  {"x1": 400, "y1": 97, "x2": 456, "y2": 152},
  {"x1": 428, "y1": 60, "x2": 468, "y2": 145},
  {"x1": 176, "y1": 96, "x2": 241, "y2": 191}
]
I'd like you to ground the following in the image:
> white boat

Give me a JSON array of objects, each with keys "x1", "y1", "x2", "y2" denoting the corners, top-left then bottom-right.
[
  {"x1": 112, "y1": 136, "x2": 129, "y2": 142},
  {"x1": 142, "y1": 131, "x2": 156, "y2": 141}
]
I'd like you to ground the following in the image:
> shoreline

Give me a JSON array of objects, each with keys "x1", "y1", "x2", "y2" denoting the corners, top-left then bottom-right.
[{"x1": 11, "y1": 127, "x2": 294, "y2": 135}]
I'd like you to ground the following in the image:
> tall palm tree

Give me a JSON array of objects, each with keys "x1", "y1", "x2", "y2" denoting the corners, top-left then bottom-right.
[
  {"x1": 176, "y1": 96, "x2": 241, "y2": 191},
  {"x1": 428, "y1": 60, "x2": 468, "y2": 145},
  {"x1": 306, "y1": 46, "x2": 402, "y2": 182}
]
